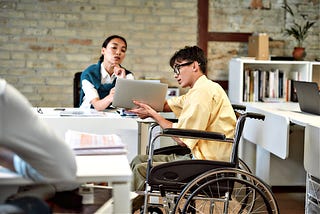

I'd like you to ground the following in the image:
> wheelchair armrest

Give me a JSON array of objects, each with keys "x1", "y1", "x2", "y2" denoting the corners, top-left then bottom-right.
[
  {"x1": 166, "y1": 118, "x2": 178, "y2": 123},
  {"x1": 162, "y1": 128, "x2": 226, "y2": 140},
  {"x1": 154, "y1": 145, "x2": 191, "y2": 155},
  {"x1": 232, "y1": 104, "x2": 246, "y2": 111},
  {"x1": 246, "y1": 112, "x2": 265, "y2": 120}
]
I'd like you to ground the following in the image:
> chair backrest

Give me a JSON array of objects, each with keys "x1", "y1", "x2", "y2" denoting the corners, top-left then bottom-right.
[{"x1": 73, "y1": 72, "x2": 82, "y2": 107}]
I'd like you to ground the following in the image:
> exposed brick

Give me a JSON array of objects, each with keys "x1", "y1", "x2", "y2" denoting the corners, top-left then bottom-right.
[
  {"x1": 29, "y1": 45, "x2": 54, "y2": 52},
  {"x1": 68, "y1": 38, "x2": 92, "y2": 46},
  {"x1": 0, "y1": 0, "x2": 318, "y2": 107}
]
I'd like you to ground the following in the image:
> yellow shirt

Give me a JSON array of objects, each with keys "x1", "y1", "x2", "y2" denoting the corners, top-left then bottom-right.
[{"x1": 167, "y1": 75, "x2": 236, "y2": 161}]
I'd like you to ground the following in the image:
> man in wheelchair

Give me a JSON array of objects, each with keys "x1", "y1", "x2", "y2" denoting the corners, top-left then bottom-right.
[{"x1": 129, "y1": 45, "x2": 237, "y2": 212}]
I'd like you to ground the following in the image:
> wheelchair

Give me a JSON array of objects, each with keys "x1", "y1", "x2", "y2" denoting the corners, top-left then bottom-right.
[{"x1": 137, "y1": 105, "x2": 279, "y2": 214}]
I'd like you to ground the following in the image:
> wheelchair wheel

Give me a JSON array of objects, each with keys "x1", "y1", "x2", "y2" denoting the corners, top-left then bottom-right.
[
  {"x1": 239, "y1": 158, "x2": 252, "y2": 173},
  {"x1": 173, "y1": 168, "x2": 279, "y2": 214},
  {"x1": 237, "y1": 158, "x2": 256, "y2": 211},
  {"x1": 140, "y1": 206, "x2": 163, "y2": 214}
]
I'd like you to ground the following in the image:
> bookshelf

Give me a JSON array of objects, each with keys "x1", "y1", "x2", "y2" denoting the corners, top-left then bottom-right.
[{"x1": 228, "y1": 58, "x2": 319, "y2": 103}]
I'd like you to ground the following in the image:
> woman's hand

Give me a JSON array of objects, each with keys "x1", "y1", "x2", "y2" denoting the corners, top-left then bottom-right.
[
  {"x1": 105, "y1": 88, "x2": 115, "y2": 102},
  {"x1": 90, "y1": 88, "x2": 115, "y2": 111},
  {"x1": 104, "y1": 63, "x2": 126, "y2": 78},
  {"x1": 113, "y1": 65, "x2": 126, "y2": 78}
]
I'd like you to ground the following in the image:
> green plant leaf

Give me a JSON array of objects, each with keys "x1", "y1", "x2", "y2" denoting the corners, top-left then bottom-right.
[{"x1": 282, "y1": 3, "x2": 316, "y2": 47}]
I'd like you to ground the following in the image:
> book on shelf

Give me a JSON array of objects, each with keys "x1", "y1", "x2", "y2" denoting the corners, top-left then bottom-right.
[
  {"x1": 243, "y1": 68, "x2": 301, "y2": 102},
  {"x1": 65, "y1": 130, "x2": 127, "y2": 155},
  {"x1": 288, "y1": 71, "x2": 300, "y2": 102},
  {"x1": 253, "y1": 69, "x2": 259, "y2": 102},
  {"x1": 243, "y1": 69, "x2": 250, "y2": 102}
]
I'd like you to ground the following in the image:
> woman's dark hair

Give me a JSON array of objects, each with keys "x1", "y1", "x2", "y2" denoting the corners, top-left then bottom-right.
[
  {"x1": 99, "y1": 35, "x2": 127, "y2": 62},
  {"x1": 169, "y1": 46, "x2": 207, "y2": 73}
]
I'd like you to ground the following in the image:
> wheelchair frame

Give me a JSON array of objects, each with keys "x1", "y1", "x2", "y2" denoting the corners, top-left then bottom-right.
[{"x1": 137, "y1": 107, "x2": 279, "y2": 214}]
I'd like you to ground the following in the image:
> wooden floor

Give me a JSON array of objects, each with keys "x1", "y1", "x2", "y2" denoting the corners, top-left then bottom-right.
[
  {"x1": 274, "y1": 191, "x2": 305, "y2": 214},
  {"x1": 131, "y1": 189, "x2": 306, "y2": 214},
  {"x1": 50, "y1": 188, "x2": 306, "y2": 213},
  {"x1": 50, "y1": 188, "x2": 112, "y2": 214},
  {"x1": 132, "y1": 193, "x2": 305, "y2": 214}
]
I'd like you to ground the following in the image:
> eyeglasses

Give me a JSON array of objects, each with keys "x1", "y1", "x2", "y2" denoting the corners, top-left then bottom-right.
[{"x1": 173, "y1": 61, "x2": 194, "y2": 75}]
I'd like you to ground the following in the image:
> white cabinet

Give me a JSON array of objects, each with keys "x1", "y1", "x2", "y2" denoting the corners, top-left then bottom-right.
[
  {"x1": 228, "y1": 59, "x2": 320, "y2": 209},
  {"x1": 228, "y1": 58, "x2": 317, "y2": 103}
]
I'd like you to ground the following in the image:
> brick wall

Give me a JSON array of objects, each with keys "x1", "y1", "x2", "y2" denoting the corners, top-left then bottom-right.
[
  {"x1": 0, "y1": 0, "x2": 318, "y2": 107},
  {"x1": 206, "y1": 0, "x2": 319, "y2": 80}
]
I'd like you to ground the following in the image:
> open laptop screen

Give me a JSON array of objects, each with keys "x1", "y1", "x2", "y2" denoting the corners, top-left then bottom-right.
[
  {"x1": 293, "y1": 81, "x2": 320, "y2": 115},
  {"x1": 112, "y1": 78, "x2": 168, "y2": 112}
]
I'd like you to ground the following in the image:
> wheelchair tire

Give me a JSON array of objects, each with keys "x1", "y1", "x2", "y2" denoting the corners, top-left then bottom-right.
[
  {"x1": 140, "y1": 206, "x2": 163, "y2": 214},
  {"x1": 173, "y1": 168, "x2": 279, "y2": 214}
]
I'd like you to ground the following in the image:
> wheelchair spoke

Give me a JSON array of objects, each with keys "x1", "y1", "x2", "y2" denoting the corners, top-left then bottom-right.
[{"x1": 173, "y1": 169, "x2": 279, "y2": 214}]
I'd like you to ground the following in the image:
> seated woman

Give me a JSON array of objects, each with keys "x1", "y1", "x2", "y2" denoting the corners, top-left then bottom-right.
[{"x1": 79, "y1": 35, "x2": 134, "y2": 111}]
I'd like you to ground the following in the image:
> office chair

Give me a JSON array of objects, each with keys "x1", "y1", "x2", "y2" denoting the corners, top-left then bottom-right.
[
  {"x1": 73, "y1": 72, "x2": 82, "y2": 107},
  {"x1": 138, "y1": 107, "x2": 279, "y2": 214}
]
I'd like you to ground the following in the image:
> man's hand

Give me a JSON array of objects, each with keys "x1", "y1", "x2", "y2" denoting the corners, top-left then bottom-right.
[
  {"x1": 128, "y1": 100, "x2": 157, "y2": 119},
  {"x1": 174, "y1": 138, "x2": 187, "y2": 147}
]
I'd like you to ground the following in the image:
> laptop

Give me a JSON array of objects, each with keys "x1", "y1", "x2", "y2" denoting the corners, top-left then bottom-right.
[
  {"x1": 293, "y1": 81, "x2": 320, "y2": 115},
  {"x1": 112, "y1": 78, "x2": 168, "y2": 111}
]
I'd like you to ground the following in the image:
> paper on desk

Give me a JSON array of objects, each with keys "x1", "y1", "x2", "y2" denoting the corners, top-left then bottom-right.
[
  {"x1": 60, "y1": 109, "x2": 99, "y2": 116},
  {"x1": 60, "y1": 109, "x2": 121, "y2": 118},
  {"x1": 65, "y1": 130, "x2": 127, "y2": 155}
]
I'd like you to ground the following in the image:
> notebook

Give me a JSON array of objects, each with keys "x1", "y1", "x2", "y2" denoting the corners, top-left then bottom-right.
[
  {"x1": 112, "y1": 78, "x2": 168, "y2": 111},
  {"x1": 293, "y1": 81, "x2": 320, "y2": 115}
]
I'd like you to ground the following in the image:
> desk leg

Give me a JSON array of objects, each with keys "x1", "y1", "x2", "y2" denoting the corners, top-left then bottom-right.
[
  {"x1": 94, "y1": 181, "x2": 131, "y2": 214},
  {"x1": 254, "y1": 125, "x2": 306, "y2": 187},
  {"x1": 256, "y1": 145, "x2": 271, "y2": 185},
  {"x1": 112, "y1": 181, "x2": 131, "y2": 213},
  {"x1": 138, "y1": 122, "x2": 150, "y2": 155}
]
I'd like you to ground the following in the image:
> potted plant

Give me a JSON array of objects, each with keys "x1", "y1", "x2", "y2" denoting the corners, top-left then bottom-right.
[{"x1": 282, "y1": 3, "x2": 316, "y2": 60}]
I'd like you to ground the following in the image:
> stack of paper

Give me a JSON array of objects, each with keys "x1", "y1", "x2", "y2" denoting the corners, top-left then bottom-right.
[
  {"x1": 65, "y1": 130, "x2": 127, "y2": 155},
  {"x1": 60, "y1": 109, "x2": 106, "y2": 117}
]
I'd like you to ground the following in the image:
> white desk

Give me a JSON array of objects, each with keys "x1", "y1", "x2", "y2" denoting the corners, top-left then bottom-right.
[
  {"x1": 76, "y1": 155, "x2": 132, "y2": 214},
  {"x1": 304, "y1": 121, "x2": 320, "y2": 179},
  {"x1": 136, "y1": 112, "x2": 177, "y2": 154},
  {"x1": 0, "y1": 155, "x2": 132, "y2": 214},
  {"x1": 36, "y1": 108, "x2": 138, "y2": 162},
  {"x1": 240, "y1": 102, "x2": 320, "y2": 186},
  {"x1": 239, "y1": 102, "x2": 320, "y2": 213}
]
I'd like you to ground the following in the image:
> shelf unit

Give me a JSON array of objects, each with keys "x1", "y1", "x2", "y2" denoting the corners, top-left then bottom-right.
[
  {"x1": 228, "y1": 58, "x2": 319, "y2": 104},
  {"x1": 228, "y1": 58, "x2": 320, "y2": 214}
]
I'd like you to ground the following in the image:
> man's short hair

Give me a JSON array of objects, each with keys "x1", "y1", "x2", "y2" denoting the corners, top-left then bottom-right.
[{"x1": 169, "y1": 46, "x2": 207, "y2": 73}]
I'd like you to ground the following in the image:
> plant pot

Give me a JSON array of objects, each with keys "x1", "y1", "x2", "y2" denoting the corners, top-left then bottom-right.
[{"x1": 292, "y1": 47, "x2": 306, "y2": 61}]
